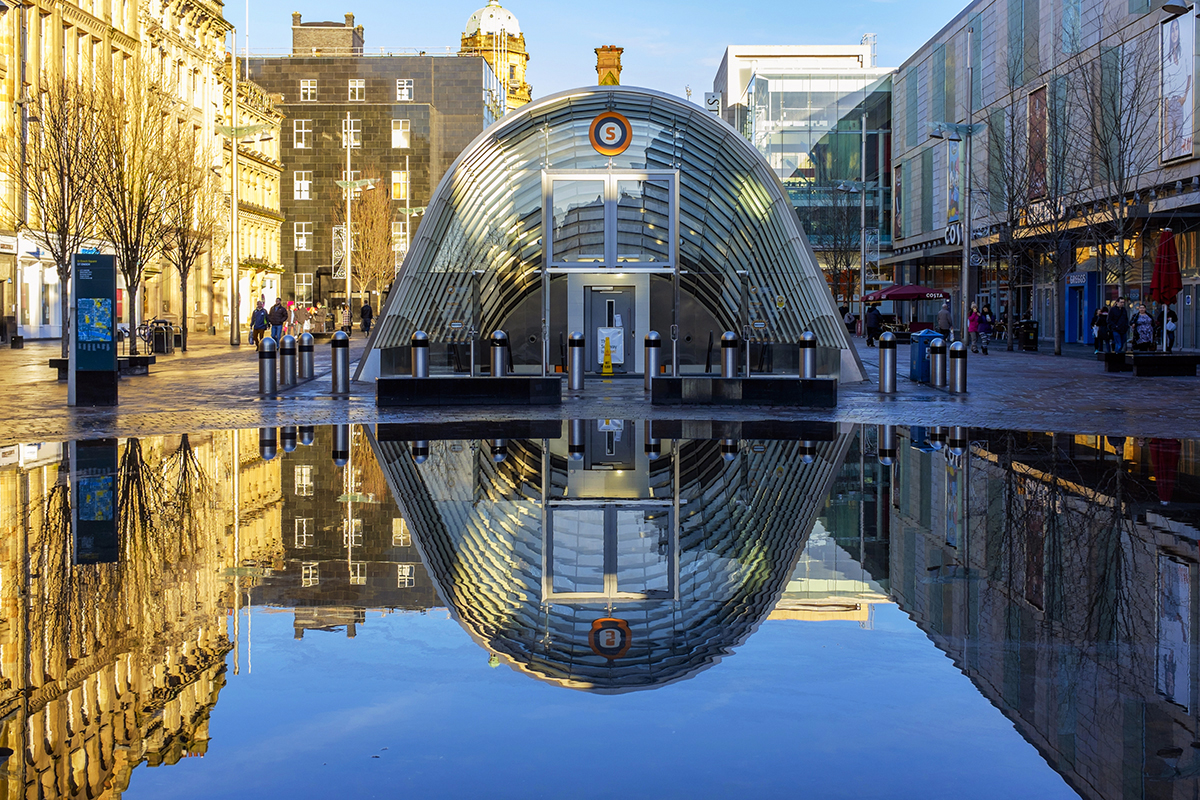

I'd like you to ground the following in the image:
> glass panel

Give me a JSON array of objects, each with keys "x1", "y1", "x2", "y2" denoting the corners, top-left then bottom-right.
[
  {"x1": 616, "y1": 179, "x2": 670, "y2": 263},
  {"x1": 551, "y1": 180, "x2": 605, "y2": 263},
  {"x1": 615, "y1": 509, "x2": 669, "y2": 594},
  {"x1": 551, "y1": 508, "x2": 605, "y2": 594}
]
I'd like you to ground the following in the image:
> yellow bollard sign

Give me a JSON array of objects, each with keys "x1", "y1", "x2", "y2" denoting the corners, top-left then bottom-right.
[{"x1": 602, "y1": 337, "x2": 613, "y2": 376}]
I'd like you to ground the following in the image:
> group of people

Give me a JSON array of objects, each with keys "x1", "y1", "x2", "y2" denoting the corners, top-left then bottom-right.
[
  {"x1": 1090, "y1": 298, "x2": 1177, "y2": 354},
  {"x1": 249, "y1": 298, "x2": 376, "y2": 350}
]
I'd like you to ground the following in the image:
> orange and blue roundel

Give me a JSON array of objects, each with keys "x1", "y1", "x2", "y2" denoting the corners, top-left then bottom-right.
[
  {"x1": 589, "y1": 111, "x2": 632, "y2": 156},
  {"x1": 589, "y1": 617, "x2": 632, "y2": 659}
]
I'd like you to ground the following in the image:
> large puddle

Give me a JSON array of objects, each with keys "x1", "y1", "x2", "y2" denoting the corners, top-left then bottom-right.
[{"x1": 2, "y1": 422, "x2": 1197, "y2": 798}]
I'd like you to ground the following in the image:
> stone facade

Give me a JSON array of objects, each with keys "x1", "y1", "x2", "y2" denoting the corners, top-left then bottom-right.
[
  {"x1": 291, "y1": 12, "x2": 364, "y2": 57},
  {"x1": 595, "y1": 45, "x2": 623, "y2": 85},
  {"x1": 459, "y1": 0, "x2": 531, "y2": 112},
  {"x1": 249, "y1": 52, "x2": 500, "y2": 309}
]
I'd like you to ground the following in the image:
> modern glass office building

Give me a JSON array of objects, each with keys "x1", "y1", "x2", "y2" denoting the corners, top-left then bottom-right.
[
  {"x1": 362, "y1": 85, "x2": 863, "y2": 383},
  {"x1": 713, "y1": 46, "x2": 894, "y2": 301}
]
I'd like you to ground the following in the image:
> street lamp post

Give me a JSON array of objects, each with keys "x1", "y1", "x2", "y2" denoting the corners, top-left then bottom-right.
[{"x1": 860, "y1": 111, "x2": 867, "y2": 331}]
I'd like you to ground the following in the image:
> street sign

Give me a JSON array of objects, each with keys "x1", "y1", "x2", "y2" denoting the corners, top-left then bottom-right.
[
  {"x1": 704, "y1": 92, "x2": 721, "y2": 115},
  {"x1": 70, "y1": 253, "x2": 117, "y2": 407}
]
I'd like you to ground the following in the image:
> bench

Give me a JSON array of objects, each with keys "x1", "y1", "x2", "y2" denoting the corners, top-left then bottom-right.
[
  {"x1": 1099, "y1": 353, "x2": 1131, "y2": 373},
  {"x1": 118, "y1": 355, "x2": 157, "y2": 376},
  {"x1": 1124, "y1": 353, "x2": 1200, "y2": 377},
  {"x1": 48, "y1": 358, "x2": 70, "y2": 381}
]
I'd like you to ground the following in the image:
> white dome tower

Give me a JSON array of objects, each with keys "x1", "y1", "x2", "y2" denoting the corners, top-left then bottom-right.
[{"x1": 460, "y1": 0, "x2": 531, "y2": 113}]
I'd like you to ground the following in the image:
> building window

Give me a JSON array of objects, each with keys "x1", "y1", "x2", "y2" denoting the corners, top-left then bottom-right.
[
  {"x1": 509, "y1": 64, "x2": 516, "y2": 82},
  {"x1": 300, "y1": 79, "x2": 317, "y2": 101},
  {"x1": 294, "y1": 465, "x2": 313, "y2": 496},
  {"x1": 348, "y1": 78, "x2": 365, "y2": 101},
  {"x1": 392, "y1": 219, "x2": 409, "y2": 252},
  {"x1": 293, "y1": 171, "x2": 312, "y2": 200},
  {"x1": 350, "y1": 561, "x2": 367, "y2": 585},
  {"x1": 295, "y1": 518, "x2": 314, "y2": 548},
  {"x1": 397, "y1": 563, "x2": 416, "y2": 588},
  {"x1": 301, "y1": 562, "x2": 319, "y2": 587},
  {"x1": 294, "y1": 119, "x2": 312, "y2": 148},
  {"x1": 296, "y1": 273, "x2": 313, "y2": 303},
  {"x1": 392, "y1": 518, "x2": 411, "y2": 547},
  {"x1": 294, "y1": 222, "x2": 313, "y2": 252},
  {"x1": 341, "y1": 118, "x2": 362, "y2": 148},
  {"x1": 396, "y1": 79, "x2": 413, "y2": 101},
  {"x1": 391, "y1": 170, "x2": 410, "y2": 200},
  {"x1": 391, "y1": 118, "x2": 410, "y2": 148},
  {"x1": 343, "y1": 518, "x2": 362, "y2": 547}
]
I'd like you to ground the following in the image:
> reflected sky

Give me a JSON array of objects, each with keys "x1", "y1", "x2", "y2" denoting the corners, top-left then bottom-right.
[{"x1": 3, "y1": 423, "x2": 1196, "y2": 798}]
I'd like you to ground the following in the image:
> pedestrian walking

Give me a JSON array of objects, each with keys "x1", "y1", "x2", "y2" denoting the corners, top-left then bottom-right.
[
  {"x1": 967, "y1": 303, "x2": 980, "y2": 352},
  {"x1": 341, "y1": 304, "x2": 352, "y2": 336},
  {"x1": 1108, "y1": 298, "x2": 1129, "y2": 353},
  {"x1": 250, "y1": 301, "x2": 268, "y2": 350},
  {"x1": 267, "y1": 298, "x2": 288, "y2": 343},
  {"x1": 360, "y1": 301, "x2": 374, "y2": 334},
  {"x1": 841, "y1": 305, "x2": 856, "y2": 337},
  {"x1": 977, "y1": 304, "x2": 994, "y2": 354},
  {"x1": 864, "y1": 304, "x2": 883, "y2": 347},
  {"x1": 1131, "y1": 303, "x2": 1155, "y2": 351},
  {"x1": 1156, "y1": 305, "x2": 1178, "y2": 353},
  {"x1": 936, "y1": 301, "x2": 954, "y2": 341},
  {"x1": 1091, "y1": 305, "x2": 1109, "y2": 354}
]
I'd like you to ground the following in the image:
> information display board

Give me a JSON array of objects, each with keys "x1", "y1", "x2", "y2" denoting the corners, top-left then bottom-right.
[
  {"x1": 70, "y1": 438, "x2": 119, "y2": 564},
  {"x1": 69, "y1": 254, "x2": 118, "y2": 406}
]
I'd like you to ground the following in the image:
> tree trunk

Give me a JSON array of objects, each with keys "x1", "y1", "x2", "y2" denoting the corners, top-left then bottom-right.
[
  {"x1": 58, "y1": 265, "x2": 70, "y2": 359},
  {"x1": 1053, "y1": 275, "x2": 1062, "y2": 356},
  {"x1": 128, "y1": 281, "x2": 140, "y2": 356},
  {"x1": 180, "y1": 275, "x2": 189, "y2": 352}
]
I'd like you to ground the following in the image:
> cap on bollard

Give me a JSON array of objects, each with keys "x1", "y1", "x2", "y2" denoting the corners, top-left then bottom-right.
[
  {"x1": 412, "y1": 330, "x2": 429, "y2": 346},
  {"x1": 491, "y1": 330, "x2": 508, "y2": 345},
  {"x1": 879, "y1": 331, "x2": 896, "y2": 348},
  {"x1": 645, "y1": 331, "x2": 661, "y2": 345},
  {"x1": 799, "y1": 331, "x2": 816, "y2": 347},
  {"x1": 331, "y1": 330, "x2": 350, "y2": 348},
  {"x1": 259, "y1": 337, "x2": 277, "y2": 357},
  {"x1": 721, "y1": 331, "x2": 738, "y2": 346},
  {"x1": 569, "y1": 331, "x2": 585, "y2": 345},
  {"x1": 299, "y1": 332, "x2": 315, "y2": 350}
]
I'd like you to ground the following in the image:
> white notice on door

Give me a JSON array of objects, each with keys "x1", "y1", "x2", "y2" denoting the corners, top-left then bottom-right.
[{"x1": 597, "y1": 327, "x2": 625, "y2": 364}]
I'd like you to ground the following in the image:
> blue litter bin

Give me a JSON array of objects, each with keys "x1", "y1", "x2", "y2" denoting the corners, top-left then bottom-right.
[{"x1": 909, "y1": 329, "x2": 942, "y2": 383}]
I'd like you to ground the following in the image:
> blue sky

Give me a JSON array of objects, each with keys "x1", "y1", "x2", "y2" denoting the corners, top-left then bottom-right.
[{"x1": 243, "y1": 0, "x2": 970, "y2": 99}]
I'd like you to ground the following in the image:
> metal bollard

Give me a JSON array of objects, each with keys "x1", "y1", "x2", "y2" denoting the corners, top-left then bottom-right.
[
  {"x1": 568, "y1": 418, "x2": 585, "y2": 461},
  {"x1": 878, "y1": 425, "x2": 897, "y2": 465},
  {"x1": 928, "y1": 426, "x2": 947, "y2": 450},
  {"x1": 568, "y1": 331, "x2": 585, "y2": 391},
  {"x1": 948, "y1": 426, "x2": 969, "y2": 456},
  {"x1": 298, "y1": 333, "x2": 315, "y2": 380},
  {"x1": 721, "y1": 438, "x2": 739, "y2": 462},
  {"x1": 332, "y1": 424, "x2": 350, "y2": 466},
  {"x1": 644, "y1": 332, "x2": 661, "y2": 391},
  {"x1": 644, "y1": 420, "x2": 660, "y2": 460},
  {"x1": 800, "y1": 331, "x2": 817, "y2": 379},
  {"x1": 259, "y1": 427, "x2": 277, "y2": 461},
  {"x1": 949, "y1": 341, "x2": 968, "y2": 394},
  {"x1": 491, "y1": 330, "x2": 508, "y2": 377},
  {"x1": 721, "y1": 331, "x2": 738, "y2": 378},
  {"x1": 258, "y1": 337, "x2": 277, "y2": 394},
  {"x1": 878, "y1": 332, "x2": 897, "y2": 394},
  {"x1": 280, "y1": 335, "x2": 297, "y2": 387},
  {"x1": 799, "y1": 440, "x2": 816, "y2": 464},
  {"x1": 411, "y1": 331, "x2": 429, "y2": 378},
  {"x1": 281, "y1": 426, "x2": 298, "y2": 453},
  {"x1": 299, "y1": 425, "x2": 315, "y2": 446},
  {"x1": 411, "y1": 441, "x2": 429, "y2": 464},
  {"x1": 331, "y1": 331, "x2": 350, "y2": 394},
  {"x1": 930, "y1": 338, "x2": 948, "y2": 388},
  {"x1": 490, "y1": 439, "x2": 508, "y2": 463}
]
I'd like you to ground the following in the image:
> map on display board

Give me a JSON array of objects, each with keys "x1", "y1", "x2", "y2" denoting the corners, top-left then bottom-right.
[{"x1": 77, "y1": 298, "x2": 113, "y2": 342}]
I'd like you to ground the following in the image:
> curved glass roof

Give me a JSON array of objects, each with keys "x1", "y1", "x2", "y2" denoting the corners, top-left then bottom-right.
[
  {"x1": 369, "y1": 86, "x2": 857, "y2": 369},
  {"x1": 368, "y1": 429, "x2": 852, "y2": 693}
]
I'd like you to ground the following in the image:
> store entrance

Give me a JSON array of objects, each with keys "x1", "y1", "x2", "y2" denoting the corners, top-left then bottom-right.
[{"x1": 584, "y1": 286, "x2": 635, "y2": 374}]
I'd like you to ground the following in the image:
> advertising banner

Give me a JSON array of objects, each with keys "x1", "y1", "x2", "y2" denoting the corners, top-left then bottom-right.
[{"x1": 1162, "y1": 11, "x2": 1195, "y2": 162}]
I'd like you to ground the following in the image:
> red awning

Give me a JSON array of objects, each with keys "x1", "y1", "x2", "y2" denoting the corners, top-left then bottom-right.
[{"x1": 863, "y1": 284, "x2": 951, "y2": 302}]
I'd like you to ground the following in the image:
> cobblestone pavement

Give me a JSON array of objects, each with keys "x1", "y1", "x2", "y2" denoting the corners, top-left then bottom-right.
[{"x1": 1, "y1": 332, "x2": 1198, "y2": 445}]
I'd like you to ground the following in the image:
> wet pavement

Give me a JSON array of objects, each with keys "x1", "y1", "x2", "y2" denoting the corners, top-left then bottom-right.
[
  {"x1": 2, "y1": 333, "x2": 1198, "y2": 445},
  {"x1": 2, "y1": 422, "x2": 1196, "y2": 799}
]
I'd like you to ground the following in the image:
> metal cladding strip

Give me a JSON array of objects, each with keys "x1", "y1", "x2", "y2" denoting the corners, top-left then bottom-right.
[
  {"x1": 367, "y1": 429, "x2": 853, "y2": 693},
  {"x1": 363, "y1": 85, "x2": 857, "y2": 376}
]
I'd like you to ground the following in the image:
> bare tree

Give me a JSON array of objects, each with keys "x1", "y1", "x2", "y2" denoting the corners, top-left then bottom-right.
[
  {"x1": 1, "y1": 78, "x2": 101, "y2": 358},
  {"x1": 337, "y1": 177, "x2": 396, "y2": 301},
  {"x1": 162, "y1": 125, "x2": 221, "y2": 351},
  {"x1": 808, "y1": 183, "x2": 861, "y2": 307},
  {"x1": 1073, "y1": 19, "x2": 1161, "y2": 298},
  {"x1": 93, "y1": 58, "x2": 174, "y2": 355}
]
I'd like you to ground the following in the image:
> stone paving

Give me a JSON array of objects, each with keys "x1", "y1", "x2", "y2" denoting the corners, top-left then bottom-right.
[{"x1": 1, "y1": 331, "x2": 1198, "y2": 445}]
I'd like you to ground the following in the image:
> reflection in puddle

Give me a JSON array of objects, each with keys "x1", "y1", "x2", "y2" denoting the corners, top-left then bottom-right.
[{"x1": 0, "y1": 424, "x2": 1196, "y2": 796}]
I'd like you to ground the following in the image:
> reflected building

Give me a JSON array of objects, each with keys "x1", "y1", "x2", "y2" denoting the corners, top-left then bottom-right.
[
  {"x1": 876, "y1": 428, "x2": 1200, "y2": 800},
  {"x1": 368, "y1": 421, "x2": 853, "y2": 691}
]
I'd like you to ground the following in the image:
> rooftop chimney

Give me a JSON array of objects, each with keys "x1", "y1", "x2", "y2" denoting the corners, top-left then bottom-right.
[
  {"x1": 595, "y1": 45, "x2": 623, "y2": 86},
  {"x1": 344, "y1": 13, "x2": 355, "y2": 27}
]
